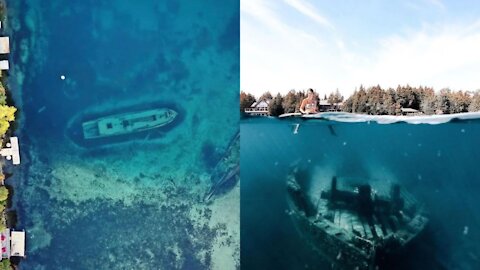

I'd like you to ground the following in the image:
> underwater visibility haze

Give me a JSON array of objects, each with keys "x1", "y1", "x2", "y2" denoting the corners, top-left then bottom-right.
[
  {"x1": 5, "y1": 0, "x2": 239, "y2": 269},
  {"x1": 241, "y1": 113, "x2": 480, "y2": 270}
]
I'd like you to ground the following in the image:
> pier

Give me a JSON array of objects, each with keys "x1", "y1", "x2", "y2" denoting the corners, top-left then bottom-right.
[
  {"x1": 1, "y1": 229, "x2": 25, "y2": 258},
  {"x1": 0, "y1": 137, "x2": 20, "y2": 165}
]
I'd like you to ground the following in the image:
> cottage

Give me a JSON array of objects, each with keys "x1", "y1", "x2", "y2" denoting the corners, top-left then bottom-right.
[
  {"x1": 401, "y1": 108, "x2": 422, "y2": 116},
  {"x1": 244, "y1": 98, "x2": 271, "y2": 116},
  {"x1": 0, "y1": 37, "x2": 9, "y2": 54},
  {"x1": 0, "y1": 229, "x2": 25, "y2": 259},
  {"x1": 319, "y1": 99, "x2": 343, "y2": 112}
]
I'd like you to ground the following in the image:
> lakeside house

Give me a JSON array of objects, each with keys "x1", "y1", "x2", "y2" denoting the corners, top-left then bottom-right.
[
  {"x1": 244, "y1": 98, "x2": 271, "y2": 116},
  {"x1": 319, "y1": 99, "x2": 343, "y2": 112},
  {"x1": 0, "y1": 36, "x2": 8, "y2": 71},
  {"x1": 1, "y1": 229, "x2": 25, "y2": 259},
  {"x1": 401, "y1": 107, "x2": 423, "y2": 116},
  {"x1": 244, "y1": 98, "x2": 343, "y2": 116}
]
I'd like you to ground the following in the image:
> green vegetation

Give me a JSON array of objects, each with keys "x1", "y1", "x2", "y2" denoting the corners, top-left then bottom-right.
[
  {"x1": 241, "y1": 85, "x2": 480, "y2": 116},
  {"x1": 343, "y1": 85, "x2": 475, "y2": 115},
  {"x1": 0, "y1": 105, "x2": 15, "y2": 135},
  {"x1": 0, "y1": 187, "x2": 7, "y2": 231},
  {"x1": 0, "y1": 79, "x2": 15, "y2": 135},
  {"x1": 239, "y1": 92, "x2": 256, "y2": 114},
  {"x1": 268, "y1": 93, "x2": 284, "y2": 116},
  {"x1": 0, "y1": 186, "x2": 8, "y2": 202},
  {"x1": 0, "y1": 259, "x2": 11, "y2": 270}
]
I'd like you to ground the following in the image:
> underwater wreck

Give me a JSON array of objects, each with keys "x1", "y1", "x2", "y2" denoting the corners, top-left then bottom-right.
[
  {"x1": 204, "y1": 131, "x2": 239, "y2": 202},
  {"x1": 66, "y1": 102, "x2": 183, "y2": 148},
  {"x1": 286, "y1": 169, "x2": 428, "y2": 269},
  {"x1": 82, "y1": 108, "x2": 177, "y2": 139}
]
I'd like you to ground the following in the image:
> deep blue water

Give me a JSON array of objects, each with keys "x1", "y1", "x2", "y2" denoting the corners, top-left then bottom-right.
[
  {"x1": 241, "y1": 116, "x2": 480, "y2": 270},
  {"x1": 5, "y1": 0, "x2": 239, "y2": 269}
]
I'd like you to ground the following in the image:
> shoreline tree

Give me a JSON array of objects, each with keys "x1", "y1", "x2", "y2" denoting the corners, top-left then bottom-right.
[
  {"x1": 240, "y1": 91, "x2": 256, "y2": 114},
  {"x1": 241, "y1": 85, "x2": 480, "y2": 116},
  {"x1": 268, "y1": 93, "x2": 285, "y2": 116}
]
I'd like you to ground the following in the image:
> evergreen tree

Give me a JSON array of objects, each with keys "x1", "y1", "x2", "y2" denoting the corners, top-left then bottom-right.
[
  {"x1": 435, "y1": 88, "x2": 452, "y2": 114},
  {"x1": 268, "y1": 93, "x2": 285, "y2": 116},
  {"x1": 259, "y1": 91, "x2": 273, "y2": 101},
  {"x1": 282, "y1": 90, "x2": 299, "y2": 113},
  {"x1": 328, "y1": 89, "x2": 343, "y2": 105},
  {"x1": 449, "y1": 90, "x2": 471, "y2": 113},
  {"x1": 469, "y1": 90, "x2": 480, "y2": 112},
  {"x1": 383, "y1": 88, "x2": 397, "y2": 115},
  {"x1": 420, "y1": 91, "x2": 437, "y2": 115},
  {"x1": 354, "y1": 86, "x2": 368, "y2": 113},
  {"x1": 366, "y1": 85, "x2": 385, "y2": 114},
  {"x1": 342, "y1": 92, "x2": 354, "y2": 112},
  {"x1": 240, "y1": 91, "x2": 256, "y2": 114}
]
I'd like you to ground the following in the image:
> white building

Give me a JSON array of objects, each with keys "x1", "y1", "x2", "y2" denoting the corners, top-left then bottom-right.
[
  {"x1": 244, "y1": 99, "x2": 271, "y2": 116},
  {"x1": 401, "y1": 107, "x2": 422, "y2": 116},
  {"x1": 1, "y1": 229, "x2": 25, "y2": 259},
  {"x1": 319, "y1": 99, "x2": 343, "y2": 112},
  {"x1": 0, "y1": 37, "x2": 9, "y2": 54}
]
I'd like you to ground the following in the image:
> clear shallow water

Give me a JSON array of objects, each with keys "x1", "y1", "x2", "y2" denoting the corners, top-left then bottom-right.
[
  {"x1": 241, "y1": 115, "x2": 480, "y2": 270},
  {"x1": 6, "y1": 0, "x2": 239, "y2": 269}
]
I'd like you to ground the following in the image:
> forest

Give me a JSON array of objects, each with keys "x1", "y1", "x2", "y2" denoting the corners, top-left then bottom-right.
[{"x1": 240, "y1": 85, "x2": 480, "y2": 116}]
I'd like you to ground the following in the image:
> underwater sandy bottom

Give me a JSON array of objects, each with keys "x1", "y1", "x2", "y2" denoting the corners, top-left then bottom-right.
[{"x1": 6, "y1": 0, "x2": 240, "y2": 269}]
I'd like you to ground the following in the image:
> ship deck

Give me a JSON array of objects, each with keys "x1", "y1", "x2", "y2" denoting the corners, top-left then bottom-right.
[{"x1": 307, "y1": 176, "x2": 427, "y2": 243}]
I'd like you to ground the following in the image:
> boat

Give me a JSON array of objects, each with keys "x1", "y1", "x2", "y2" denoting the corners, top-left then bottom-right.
[
  {"x1": 286, "y1": 168, "x2": 428, "y2": 269},
  {"x1": 82, "y1": 108, "x2": 177, "y2": 139}
]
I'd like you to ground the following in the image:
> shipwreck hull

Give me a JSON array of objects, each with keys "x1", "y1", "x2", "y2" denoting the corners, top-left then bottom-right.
[
  {"x1": 286, "y1": 170, "x2": 428, "y2": 270},
  {"x1": 65, "y1": 101, "x2": 184, "y2": 148},
  {"x1": 289, "y1": 209, "x2": 373, "y2": 269}
]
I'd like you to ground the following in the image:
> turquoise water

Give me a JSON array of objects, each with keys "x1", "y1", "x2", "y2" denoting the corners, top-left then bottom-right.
[
  {"x1": 241, "y1": 116, "x2": 480, "y2": 269},
  {"x1": 6, "y1": 0, "x2": 239, "y2": 269}
]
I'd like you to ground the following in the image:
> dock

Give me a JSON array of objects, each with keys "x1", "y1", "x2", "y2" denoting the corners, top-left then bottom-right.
[
  {"x1": 1, "y1": 229, "x2": 25, "y2": 258},
  {"x1": 0, "y1": 137, "x2": 20, "y2": 165}
]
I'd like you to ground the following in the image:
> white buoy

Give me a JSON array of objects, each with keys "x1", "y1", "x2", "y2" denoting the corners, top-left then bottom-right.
[{"x1": 60, "y1": 75, "x2": 66, "y2": 80}]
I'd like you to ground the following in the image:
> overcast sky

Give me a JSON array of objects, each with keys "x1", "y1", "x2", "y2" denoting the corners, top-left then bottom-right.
[{"x1": 241, "y1": 0, "x2": 480, "y2": 97}]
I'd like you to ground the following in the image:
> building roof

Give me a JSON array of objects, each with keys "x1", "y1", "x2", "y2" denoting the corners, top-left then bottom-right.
[
  {"x1": 401, "y1": 108, "x2": 419, "y2": 113},
  {"x1": 251, "y1": 99, "x2": 270, "y2": 108},
  {"x1": 0, "y1": 60, "x2": 8, "y2": 71},
  {"x1": 0, "y1": 37, "x2": 9, "y2": 54},
  {"x1": 10, "y1": 231, "x2": 25, "y2": 257},
  {"x1": 319, "y1": 100, "x2": 331, "y2": 106}
]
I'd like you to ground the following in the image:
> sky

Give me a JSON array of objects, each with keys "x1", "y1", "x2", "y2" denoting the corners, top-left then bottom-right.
[{"x1": 241, "y1": 0, "x2": 480, "y2": 97}]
